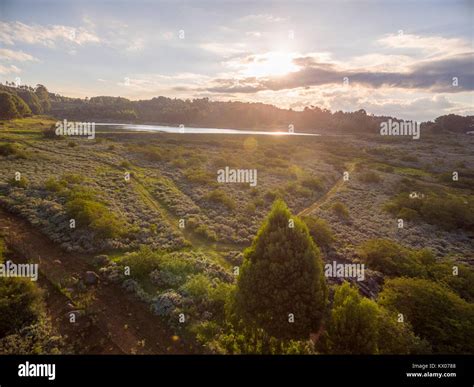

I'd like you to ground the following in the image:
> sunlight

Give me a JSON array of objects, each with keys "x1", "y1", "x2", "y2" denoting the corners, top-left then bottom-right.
[{"x1": 240, "y1": 52, "x2": 300, "y2": 77}]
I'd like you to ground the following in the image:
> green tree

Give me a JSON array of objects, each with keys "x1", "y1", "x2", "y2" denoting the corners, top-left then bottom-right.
[
  {"x1": 325, "y1": 282, "x2": 429, "y2": 354},
  {"x1": 35, "y1": 84, "x2": 51, "y2": 112},
  {"x1": 232, "y1": 200, "x2": 327, "y2": 339},
  {"x1": 378, "y1": 277, "x2": 474, "y2": 353},
  {"x1": 326, "y1": 281, "x2": 379, "y2": 354},
  {"x1": 0, "y1": 91, "x2": 31, "y2": 119}
]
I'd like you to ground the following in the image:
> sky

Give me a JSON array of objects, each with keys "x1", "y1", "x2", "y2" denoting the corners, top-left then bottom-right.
[{"x1": 0, "y1": 0, "x2": 473, "y2": 121}]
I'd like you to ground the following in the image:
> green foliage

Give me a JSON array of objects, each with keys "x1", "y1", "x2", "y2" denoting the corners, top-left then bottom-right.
[
  {"x1": 233, "y1": 200, "x2": 327, "y2": 339},
  {"x1": 0, "y1": 319, "x2": 66, "y2": 354},
  {"x1": 326, "y1": 282, "x2": 379, "y2": 354},
  {"x1": 385, "y1": 191, "x2": 474, "y2": 231},
  {"x1": 186, "y1": 217, "x2": 217, "y2": 241},
  {"x1": 0, "y1": 142, "x2": 26, "y2": 158},
  {"x1": 180, "y1": 273, "x2": 212, "y2": 299},
  {"x1": 209, "y1": 324, "x2": 315, "y2": 354},
  {"x1": 65, "y1": 187, "x2": 125, "y2": 238},
  {"x1": 357, "y1": 239, "x2": 427, "y2": 277},
  {"x1": 378, "y1": 277, "x2": 474, "y2": 353},
  {"x1": 184, "y1": 168, "x2": 214, "y2": 185},
  {"x1": 8, "y1": 176, "x2": 28, "y2": 188},
  {"x1": 0, "y1": 277, "x2": 44, "y2": 337},
  {"x1": 204, "y1": 189, "x2": 236, "y2": 210},
  {"x1": 302, "y1": 216, "x2": 336, "y2": 251},
  {"x1": 426, "y1": 261, "x2": 474, "y2": 303},
  {"x1": 16, "y1": 89, "x2": 43, "y2": 114},
  {"x1": 325, "y1": 282, "x2": 429, "y2": 354},
  {"x1": 332, "y1": 201, "x2": 350, "y2": 221},
  {"x1": 0, "y1": 91, "x2": 31, "y2": 119}
]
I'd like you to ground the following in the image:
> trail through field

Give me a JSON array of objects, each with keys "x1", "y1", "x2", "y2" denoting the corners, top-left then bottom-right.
[
  {"x1": 0, "y1": 207, "x2": 190, "y2": 354},
  {"x1": 298, "y1": 161, "x2": 357, "y2": 218}
]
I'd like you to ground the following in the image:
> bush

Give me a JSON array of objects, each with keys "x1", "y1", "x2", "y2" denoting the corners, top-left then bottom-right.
[
  {"x1": 180, "y1": 273, "x2": 212, "y2": 299},
  {"x1": 65, "y1": 192, "x2": 125, "y2": 238},
  {"x1": 332, "y1": 201, "x2": 350, "y2": 221},
  {"x1": 357, "y1": 239, "x2": 427, "y2": 278},
  {"x1": 302, "y1": 216, "x2": 335, "y2": 251},
  {"x1": 0, "y1": 142, "x2": 26, "y2": 158},
  {"x1": 324, "y1": 282, "x2": 429, "y2": 354},
  {"x1": 44, "y1": 177, "x2": 67, "y2": 193},
  {"x1": 301, "y1": 176, "x2": 323, "y2": 191},
  {"x1": 204, "y1": 189, "x2": 235, "y2": 210},
  {"x1": 8, "y1": 176, "x2": 28, "y2": 188},
  {"x1": 378, "y1": 277, "x2": 474, "y2": 353},
  {"x1": 385, "y1": 191, "x2": 474, "y2": 231},
  {"x1": 121, "y1": 246, "x2": 160, "y2": 280},
  {"x1": 0, "y1": 278, "x2": 44, "y2": 337},
  {"x1": 210, "y1": 324, "x2": 315, "y2": 354}
]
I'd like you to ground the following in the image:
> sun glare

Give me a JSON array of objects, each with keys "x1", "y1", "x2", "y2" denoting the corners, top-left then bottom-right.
[{"x1": 240, "y1": 52, "x2": 300, "y2": 77}]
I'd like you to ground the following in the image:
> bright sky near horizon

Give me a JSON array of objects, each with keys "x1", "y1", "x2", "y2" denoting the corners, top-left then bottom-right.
[{"x1": 0, "y1": 0, "x2": 472, "y2": 121}]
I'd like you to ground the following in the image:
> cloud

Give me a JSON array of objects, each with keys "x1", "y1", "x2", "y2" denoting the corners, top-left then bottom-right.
[
  {"x1": 0, "y1": 64, "x2": 21, "y2": 75},
  {"x1": 0, "y1": 21, "x2": 100, "y2": 47},
  {"x1": 0, "y1": 48, "x2": 38, "y2": 62},
  {"x1": 377, "y1": 33, "x2": 471, "y2": 58},
  {"x1": 238, "y1": 14, "x2": 285, "y2": 23},
  {"x1": 205, "y1": 50, "x2": 474, "y2": 94}
]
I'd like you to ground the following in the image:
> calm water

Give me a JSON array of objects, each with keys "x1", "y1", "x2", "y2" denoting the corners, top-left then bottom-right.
[{"x1": 95, "y1": 123, "x2": 319, "y2": 136}]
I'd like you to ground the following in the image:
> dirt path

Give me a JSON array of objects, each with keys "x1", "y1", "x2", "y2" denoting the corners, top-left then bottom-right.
[
  {"x1": 0, "y1": 207, "x2": 190, "y2": 354},
  {"x1": 298, "y1": 161, "x2": 357, "y2": 217}
]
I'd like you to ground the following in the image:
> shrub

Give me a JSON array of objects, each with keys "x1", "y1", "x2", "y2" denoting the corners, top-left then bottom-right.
[
  {"x1": 0, "y1": 278, "x2": 44, "y2": 337},
  {"x1": 0, "y1": 143, "x2": 26, "y2": 158},
  {"x1": 378, "y1": 277, "x2": 474, "y2": 353},
  {"x1": 332, "y1": 201, "x2": 349, "y2": 221},
  {"x1": 8, "y1": 176, "x2": 28, "y2": 188},
  {"x1": 384, "y1": 191, "x2": 474, "y2": 231},
  {"x1": 204, "y1": 189, "x2": 235, "y2": 210},
  {"x1": 65, "y1": 193, "x2": 125, "y2": 238},
  {"x1": 180, "y1": 274, "x2": 212, "y2": 299},
  {"x1": 301, "y1": 176, "x2": 323, "y2": 191},
  {"x1": 325, "y1": 282, "x2": 429, "y2": 354},
  {"x1": 302, "y1": 216, "x2": 335, "y2": 251},
  {"x1": 44, "y1": 177, "x2": 67, "y2": 193},
  {"x1": 357, "y1": 239, "x2": 427, "y2": 278}
]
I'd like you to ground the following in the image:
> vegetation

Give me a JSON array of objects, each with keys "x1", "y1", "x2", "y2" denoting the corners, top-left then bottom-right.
[
  {"x1": 323, "y1": 282, "x2": 428, "y2": 354},
  {"x1": 232, "y1": 200, "x2": 327, "y2": 339},
  {"x1": 302, "y1": 216, "x2": 336, "y2": 252},
  {"x1": 378, "y1": 277, "x2": 474, "y2": 353},
  {"x1": 385, "y1": 190, "x2": 474, "y2": 231},
  {"x1": 332, "y1": 201, "x2": 350, "y2": 221}
]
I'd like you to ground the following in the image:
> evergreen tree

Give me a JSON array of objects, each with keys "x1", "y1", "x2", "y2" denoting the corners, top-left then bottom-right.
[{"x1": 233, "y1": 199, "x2": 327, "y2": 339}]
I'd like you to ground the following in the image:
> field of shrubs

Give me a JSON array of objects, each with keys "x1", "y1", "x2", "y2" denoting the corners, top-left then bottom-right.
[{"x1": 0, "y1": 116, "x2": 473, "y2": 354}]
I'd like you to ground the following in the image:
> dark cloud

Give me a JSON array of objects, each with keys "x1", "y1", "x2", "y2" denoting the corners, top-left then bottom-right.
[{"x1": 206, "y1": 53, "x2": 474, "y2": 94}]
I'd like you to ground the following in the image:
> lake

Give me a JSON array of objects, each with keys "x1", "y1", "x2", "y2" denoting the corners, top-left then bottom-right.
[{"x1": 95, "y1": 123, "x2": 319, "y2": 136}]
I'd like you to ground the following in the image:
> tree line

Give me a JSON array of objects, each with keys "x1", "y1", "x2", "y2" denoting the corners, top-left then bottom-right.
[{"x1": 1, "y1": 82, "x2": 472, "y2": 134}]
